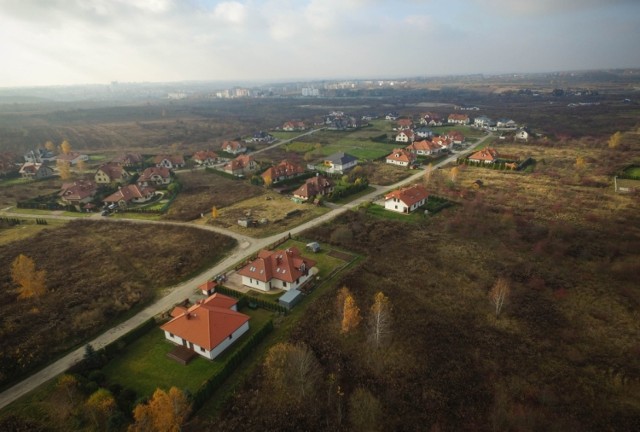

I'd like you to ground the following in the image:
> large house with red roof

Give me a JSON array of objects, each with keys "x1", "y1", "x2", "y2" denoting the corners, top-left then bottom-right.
[
  {"x1": 103, "y1": 184, "x2": 155, "y2": 208},
  {"x1": 192, "y1": 150, "x2": 219, "y2": 166},
  {"x1": 161, "y1": 293, "x2": 250, "y2": 360},
  {"x1": 447, "y1": 114, "x2": 470, "y2": 125},
  {"x1": 154, "y1": 154, "x2": 185, "y2": 170},
  {"x1": 59, "y1": 180, "x2": 98, "y2": 206},
  {"x1": 223, "y1": 154, "x2": 258, "y2": 176},
  {"x1": 137, "y1": 167, "x2": 172, "y2": 187},
  {"x1": 405, "y1": 140, "x2": 442, "y2": 156},
  {"x1": 95, "y1": 163, "x2": 130, "y2": 184},
  {"x1": 293, "y1": 175, "x2": 334, "y2": 201},
  {"x1": 261, "y1": 159, "x2": 305, "y2": 184},
  {"x1": 221, "y1": 141, "x2": 247, "y2": 155},
  {"x1": 111, "y1": 153, "x2": 143, "y2": 167},
  {"x1": 19, "y1": 163, "x2": 54, "y2": 179},
  {"x1": 468, "y1": 148, "x2": 499, "y2": 164},
  {"x1": 282, "y1": 121, "x2": 306, "y2": 131},
  {"x1": 238, "y1": 247, "x2": 317, "y2": 292},
  {"x1": 384, "y1": 184, "x2": 429, "y2": 214},
  {"x1": 395, "y1": 130, "x2": 415, "y2": 143},
  {"x1": 386, "y1": 149, "x2": 416, "y2": 168}
]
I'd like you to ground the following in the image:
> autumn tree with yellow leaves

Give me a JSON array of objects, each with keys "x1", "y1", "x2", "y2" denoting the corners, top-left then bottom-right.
[
  {"x1": 608, "y1": 131, "x2": 622, "y2": 149},
  {"x1": 60, "y1": 139, "x2": 72, "y2": 155},
  {"x1": 85, "y1": 388, "x2": 116, "y2": 431},
  {"x1": 341, "y1": 293, "x2": 362, "y2": 334},
  {"x1": 11, "y1": 254, "x2": 47, "y2": 300},
  {"x1": 129, "y1": 387, "x2": 190, "y2": 432},
  {"x1": 57, "y1": 160, "x2": 72, "y2": 180}
]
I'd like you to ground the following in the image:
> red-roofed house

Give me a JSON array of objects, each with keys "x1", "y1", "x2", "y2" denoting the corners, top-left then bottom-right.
[
  {"x1": 59, "y1": 180, "x2": 98, "y2": 206},
  {"x1": 19, "y1": 163, "x2": 54, "y2": 179},
  {"x1": 95, "y1": 163, "x2": 130, "y2": 184},
  {"x1": 103, "y1": 184, "x2": 155, "y2": 208},
  {"x1": 224, "y1": 155, "x2": 258, "y2": 176},
  {"x1": 192, "y1": 150, "x2": 219, "y2": 166},
  {"x1": 446, "y1": 131, "x2": 465, "y2": 144},
  {"x1": 420, "y1": 112, "x2": 443, "y2": 126},
  {"x1": 221, "y1": 141, "x2": 247, "y2": 155},
  {"x1": 405, "y1": 140, "x2": 442, "y2": 156},
  {"x1": 111, "y1": 153, "x2": 143, "y2": 167},
  {"x1": 395, "y1": 130, "x2": 415, "y2": 143},
  {"x1": 161, "y1": 293, "x2": 250, "y2": 360},
  {"x1": 238, "y1": 247, "x2": 317, "y2": 292},
  {"x1": 468, "y1": 148, "x2": 499, "y2": 164},
  {"x1": 261, "y1": 159, "x2": 305, "y2": 184},
  {"x1": 199, "y1": 280, "x2": 218, "y2": 296},
  {"x1": 384, "y1": 184, "x2": 429, "y2": 214},
  {"x1": 292, "y1": 175, "x2": 334, "y2": 201},
  {"x1": 386, "y1": 149, "x2": 416, "y2": 168},
  {"x1": 137, "y1": 167, "x2": 172, "y2": 187},
  {"x1": 153, "y1": 154, "x2": 185, "y2": 169},
  {"x1": 396, "y1": 118, "x2": 413, "y2": 130},
  {"x1": 448, "y1": 114, "x2": 470, "y2": 125},
  {"x1": 431, "y1": 136, "x2": 453, "y2": 151},
  {"x1": 282, "y1": 121, "x2": 306, "y2": 131}
]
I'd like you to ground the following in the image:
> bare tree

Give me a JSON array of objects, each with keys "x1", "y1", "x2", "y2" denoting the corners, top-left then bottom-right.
[
  {"x1": 368, "y1": 291, "x2": 392, "y2": 349},
  {"x1": 489, "y1": 277, "x2": 511, "y2": 318},
  {"x1": 264, "y1": 342, "x2": 321, "y2": 405},
  {"x1": 349, "y1": 387, "x2": 382, "y2": 432}
]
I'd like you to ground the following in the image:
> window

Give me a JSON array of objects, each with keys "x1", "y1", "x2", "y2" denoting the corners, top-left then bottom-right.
[
  {"x1": 200, "y1": 346, "x2": 206, "y2": 353},
  {"x1": 169, "y1": 332, "x2": 174, "y2": 338},
  {"x1": 283, "y1": 282, "x2": 287, "y2": 287},
  {"x1": 228, "y1": 334, "x2": 233, "y2": 340}
]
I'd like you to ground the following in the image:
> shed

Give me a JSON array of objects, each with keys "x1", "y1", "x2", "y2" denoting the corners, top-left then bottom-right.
[
  {"x1": 306, "y1": 242, "x2": 321, "y2": 253},
  {"x1": 279, "y1": 289, "x2": 303, "y2": 310}
]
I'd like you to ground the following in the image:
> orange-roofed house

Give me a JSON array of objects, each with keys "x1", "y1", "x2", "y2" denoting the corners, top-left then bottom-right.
[
  {"x1": 395, "y1": 130, "x2": 415, "y2": 143},
  {"x1": 261, "y1": 159, "x2": 305, "y2": 184},
  {"x1": 103, "y1": 184, "x2": 155, "y2": 208},
  {"x1": 448, "y1": 114, "x2": 470, "y2": 125},
  {"x1": 468, "y1": 148, "x2": 499, "y2": 164},
  {"x1": 238, "y1": 247, "x2": 317, "y2": 292},
  {"x1": 396, "y1": 118, "x2": 413, "y2": 130},
  {"x1": 153, "y1": 154, "x2": 185, "y2": 170},
  {"x1": 221, "y1": 140, "x2": 247, "y2": 155},
  {"x1": 384, "y1": 184, "x2": 429, "y2": 214},
  {"x1": 161, "y1": 293, "x2": 250, "y2": 360},
  {"x1": 192, "y1": 150, "x2": 219, "y2": 166},
  {"x1": 386, "y1": 149, "x2": 416, "y2": 168},
  {"x1": 223, "y1": 154, "x2": 258, "y2": 176},
  {"x1": 199, "y1": 280, "x2": 218, "y2": 296},
  {"x1": 406, "y1": 140, "x2": 442, "y2": 156}
]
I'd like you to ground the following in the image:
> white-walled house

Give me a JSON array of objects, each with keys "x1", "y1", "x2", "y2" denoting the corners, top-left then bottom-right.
[
  {"x1": 318, "y1": 152, "x2": 358, "y2": 174},
  {"x1": 238, "y1": 247, "x2": 317, "y2": 292},
  {"x1": 384, "y1": 184, "x2": 429, "y2": 214},
  {"x1": 161, "y1": 293, "x2": 250, "y2": 360}
]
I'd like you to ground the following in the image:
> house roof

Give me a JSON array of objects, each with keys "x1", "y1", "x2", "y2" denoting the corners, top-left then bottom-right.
[
  {"x1": 104, "y1": 184, "x2": 155, "y2": 203},
  {"x1": 238, "y1": 247, "x2": 317, "y2": 283},
  {"x1": 193, "y1": 150, "x2": 219, "y2": 161},
  {"x1": 432, "y1": 136, "x2": 452, "y2": 147},
  {"x1": 138, "y1": 166, "x2": 171, "y2": 182},
  {"x1": 397, "y1": 118, "x2": 413, "y2": 127},
  {"x1": 153, "y1": 154, "x2": 185, "y2": 165},
  {"x1": 198, "y1": 280, "x2": 218, "y2": 292},
  {"x1": 224, "y1": 154, "x2": 254, "y2": 172},
  {"x1": 385, "y1": 184, "x2": 429, "y2": 207},
  {"x1": 161, "y1": 293, "x2": 249, "y2": 351},
  {"x1": 293, "y1": 175, "x2": 333, "y2": 199},
  {"x1": 326, "y1": 152, "x2": 357, "y2": 165},
  {"x1": 397, "y1": 130, "x2": 415, "y2": 138},
  {"x1": 96, "y1": 163, "x2": 128, "y2": 181},
  {"x1": 19, "y1": 162, "x2": 47, "y2": 174},
  {"x1": 111, "y1": 153, "x2": 143, "y2": 165},
  {"x1": 468, "y1": 148, "x2": 499, "y2": 162},
  {"x1": 448, "y1": 114, "x2": 469, "y2": 121},
  {"x1": 60, "y1": 180, "x2": 97, "y2": 201},
  {"x1": 386, "y1": 149, "x2": 416, "y2": 164},
  {"x1": 406, "y1": 140, "x2": 442, "y2": 153},
  {"x1": 262, "y1": 160, "x2": 305, "y2": 181}
]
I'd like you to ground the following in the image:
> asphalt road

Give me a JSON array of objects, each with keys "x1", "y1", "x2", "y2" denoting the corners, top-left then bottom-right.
[{"x1": 0, "y1": 131, "x2": 492, "y2": 410}]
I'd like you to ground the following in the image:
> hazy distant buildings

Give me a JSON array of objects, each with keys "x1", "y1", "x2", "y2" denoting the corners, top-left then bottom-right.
[{"x1": 301, "y1": 87, "x2": 320, "y2": 97}]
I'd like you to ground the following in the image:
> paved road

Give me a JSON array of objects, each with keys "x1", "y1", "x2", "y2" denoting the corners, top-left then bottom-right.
[{"x1": 0, "y1": 130, "x2": 491, "y2": 410}]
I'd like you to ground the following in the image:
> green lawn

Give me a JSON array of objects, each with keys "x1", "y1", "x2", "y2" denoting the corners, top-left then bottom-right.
[
  {"x1": 365, "y1": 203, "x2": 427, "y2": 223},
  {"x1": 623, "y1": 166, "x2": 640, "y2": 177},
  {"x1": 276, "y1": 238, "x2": 349, "y2": 279},
  {"x1": 270, "y1": 131, "x2": 302, "y2": 140},
  {"x1": 102, "y1": 308, "x2": 274, "y2": 397},
  {"x1": 331, "y1": 186, "x2": 377, "y2": 204},
  {"x1": 0, "y1": 177, "x2": 31, "y2": 187}
]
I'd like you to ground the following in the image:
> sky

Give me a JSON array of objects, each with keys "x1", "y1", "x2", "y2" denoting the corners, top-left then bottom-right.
[{"x1": 1, "y1": 0, "x2": 639, "y2": 87}]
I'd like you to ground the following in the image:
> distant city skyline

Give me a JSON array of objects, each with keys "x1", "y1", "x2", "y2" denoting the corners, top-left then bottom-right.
[{"x1": 1, "y1": 0, "x2": 639, "y2": 88}]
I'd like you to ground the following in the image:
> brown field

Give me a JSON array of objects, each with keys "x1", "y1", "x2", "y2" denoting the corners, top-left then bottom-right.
[
  {"x1": 0, "y1": 178, "x2": 60, "y2": 208},
  {"x1": 0, "y1": 219, "x2": 68, "y2": 246},
  {"x1": 359, "y1": 160, "x2": 415, "y2": 185},
  {"x1": 200, "y1": 131, "x2": 640, "y2": 431},
  {"x1": 165, "y1": 171, "x2": 265, "y2": 221},
  {"x1": 0, "y1": 220, "x2": 236, "y2": 388},
  {"x1": 207, "y1": 190, "x2": 330, "y2": 237}
]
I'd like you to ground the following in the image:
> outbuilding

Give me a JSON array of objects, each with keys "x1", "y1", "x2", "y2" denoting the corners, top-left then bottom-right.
[{"x1": 279, "y1": 289, "x2": 303, "y2": 310}]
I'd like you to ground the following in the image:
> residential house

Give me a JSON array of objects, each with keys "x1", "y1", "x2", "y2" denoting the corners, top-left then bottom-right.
[
  {"x1": 396, "y1": 118, "x2": 413, "y2": 130},
  {"x1": 199, "y1": 280, "x2": 218, "y2": 296},
  {"x1": 59, "y1": 180, "x2": 98, "y2": 206},
  {"x1": 192, "y1": 150, "x2": 219, "y2": 166},
  {"x1": 385, "y1": 112, "x2": 399, "y2": 121},
  {"x1": 220, "y1": 140, "x2": 247, "y2": 155},
  {"x1": 238, "y1": 247, "x2": 317, "y2": 292},
  {"x1": 19, "y1": 163, "x2": 54, "y2": 179},
  {"x1": 497, "y1": 118, "x2": 518, "y2": 129},
  {"x1": 251, "y1": 131, "x2": 275, "y2": 143},
  {"x1": 395, "y1": 130, "x2": 415, "y2": 143},
  {"x1": 431, "y1": 136, "x2": 453, "y2": 151},
  {"x1": 24, "y1": 149, "x2": 56, "y2": 164},
  {"x1": 515, "y1": 130, "x2": 529, "y2": 142},
  {"x1": 111, "y1": 153, "x2": 143, "y2": 167},
  {"x1": 282, "y1": 121, "x2": 306, "y2": 131},
  {"x1": 448, "y1": 114, "x2": 470, "y2": 125},
  {"x1": 446, "y1": 131, "x2": 465, "y2": 144},
  {"x1": 137, "y1": 167, "x2": 172, "y2": 187},
  {"x1": 103, "y1": 184, "x2": 155, "y2": 208},
  {"x1": 405, "y1": 140, "x2": 442, "y2": 156},
  {"x1": 161, "y1": 293, "x2": 250, "y2": 360},
  {"x1": 386, "y1": 149, "x2": 416, "y2": 168},
  {"x1": 261, "y1": 159, "x2": 305, "y2": 184},
  {"x1": 414, "y1": 127, "x2": 434, "y2": 139},
  {"x1": 293, "y1": 175, "x2": 334, "y2": 201},
  {"x1": 420, "y1": 112, "x2": 443, "y2": 126},
  {"x1": 94, "y1": 163, "x2": 130, "y2": 184},
  {"x1": 384, "y1": 184, "x2": 429, "y2": 214},
  {"x1": 153, "y1": 154, "x2": 185, "y2": 170},
  {"x1": 56, "y1": 152, "x2": 89, "y2": 166},
  {"x1": 474, "y1": 116, "x2": 494, "y2": 129},
  {"x1": 468, "y1": 148, "x2": 499, "y2": 164},
  {"x1": 318, "y1": 152, "x2": 358, "y2": 174},
  {"x1": 223, "y1": 154, "x2": 258, "y2": 176}
]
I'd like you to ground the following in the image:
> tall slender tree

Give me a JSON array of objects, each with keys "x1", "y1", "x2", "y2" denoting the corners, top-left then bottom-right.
[
  {"x1": 342, "y1": 294, "x2": 362, "y2": 334},
  {"x1": 11, "y1": 254, "x2": 47, "y2": 299},
  {"x1": 368, "y1": 291, "x2": 392, "y2": 348},
  {"x1": 490, "y1": 277, "x2": 511, "y2": 318}
]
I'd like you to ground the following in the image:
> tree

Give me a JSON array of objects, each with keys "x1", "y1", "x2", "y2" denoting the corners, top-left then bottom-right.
[
  {"x1": 423, "y1": 162, "x2": 433, "y2": 186},
  {"x1": 57, "y1": 160, "x2": 71, "y2": 180},
  {"x1": 450, "y1": 166, "x2": 459, "y2": 183},
  {"x1": 368, "y1": 291, "x2": 392, "y2": 349},
  {"x1": 11, "y1": 254, "x2": 47, "y2": 299},
  {"x1": 76, "y1": 158, "x2": 87, "y2": 172},
  {"x1": 60, "y1": 139, "x2": 72, "y2": 155},
  {"x1": 575, "y1": 156, "x2": 586, "y2": 170},
  {"x1": 44, "y1": 140, "x2": 55, "y2": 152},
  {"x1": 57, "y1": 374, "x2": 80, "y2": 406},
  {"x1": 348, "y1": 388, "x2": 382, "y2": 432},
  {"x1": 489, "y1": 277, "x2": 511, "y2": 318},
  {"x1": 341, "y1": 294, "x2": 362, "y2": 334},
  {"x1": 263, "y1": 172, "x2": 273, "y2": 188},
  {"x1": 211, "y1": 206, "x2": 218, "y2": 219},
  {"x1": 129, "y1": 387, "x2": 190, "y2": 432},
  {"x1": 608, "y1": 131, "x2": 622, "y2": 149},
  {"x1": 264, "y1": 342, "x2": 321, "y2": 406},
  {"x1": 85, "y1": 388, "x2": 116, "y2": 431}
]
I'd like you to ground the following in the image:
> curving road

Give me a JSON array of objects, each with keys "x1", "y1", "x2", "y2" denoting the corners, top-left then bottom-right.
[{"x1": 0, "y1": 131, "x2": 492, "y2": 410}]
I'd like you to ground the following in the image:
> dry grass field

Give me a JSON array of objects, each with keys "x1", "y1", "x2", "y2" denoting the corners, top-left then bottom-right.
[
  {"x1": 0, "y1": 220, "x2": 236, "y2": 388},
  {"x1": 207, "y1": 190, "x2": 330, "y2": 237},
  {"x1": 0, "y1": 178, "x2": 60, "y2": 208}
]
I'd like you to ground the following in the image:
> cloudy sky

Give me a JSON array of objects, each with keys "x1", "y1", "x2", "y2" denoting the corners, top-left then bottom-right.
[{"x1": 1, "y1": 0, "x2": 639, "y2": 87}]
